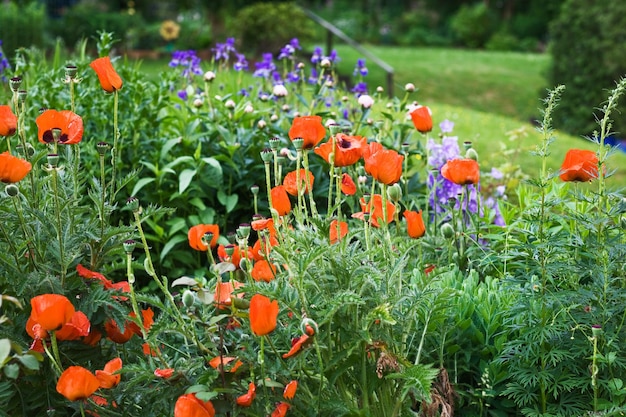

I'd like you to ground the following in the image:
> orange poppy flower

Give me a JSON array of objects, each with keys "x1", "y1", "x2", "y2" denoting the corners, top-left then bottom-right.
[
  {"x1": 236, "y1": 382, "x2": 256, "y2": 407},
  {"x1": 56, "y1": 311, "x2": 91, "y2": 341},
  {"x1": 218, "y1": 244, "x2": 251, "y2": 268},
  {"x1": 271, "y1": 402, "x2": 291, "y2": 417},
  {"x1": 282, "y1": 334, "x2": 310, "y2": 358},
  {"x1": 559, "y1": 149, "x2": 599, "y2": 182},
  {"x1": 208, "y1": 356, "x2": 243, "y2": 373},
  {"x1": 314, "y1": 133, "x2": 367, "y2": 167},
  {"x1": 56, "y1": 366, "x2": 100, "y2": 401},
  {"x1": 283, "y1": 380, "x2": 298, "y2": 399},
  {"x1": 363, "y1": 142, "x2": 404, "y2": 185},
  {"x1": 128, "y1": 307, "x2": 154, "y2": 337},
  {"x1": 104, "y1": 319, "x2": 134, "y2": 344},
  {"x1": 174, "y1": 393, "x2": 215, "y2": 417},
  {"x1": 288, "y1": 115, "x2": 326, "y2": 149},
  {"x1": 142, "y1": 342, "x2": 159, "y2": 356},
  {"x1": 271, "y1": 185, "x2": 292, "y2": 216},
  {"x1": 251, "y1": 217, "x2": 276, "y2": 236},
  {"x1": 0, "y1": 105, "x2": 17, "y2": 136},
  {"x1": 76, "y1": 264, "x2": 112, "y2": 287},
  {"x1": 351, "y1": 194, "x2": 395, "y2": 228},
  {"x1": 251, "y1": 235, "x2": 279, "y2": 262},
  {"x1": 251, "y1": 259, "x2": 277, "y2": 282},
  {"x1": 214, "y1": 280, "x2": 244, "y2": 309},
  {"x1": 188, "y1": 224, "x2": 220, "y2": 251},
  {"x1": 404, "y1": 210, "x2": 426, "y2": 239},
  {"x1": 36, "y1": 109, "x2": 84, "y2": 145},
  {"x1": 29, "y1": 294, "x2": 75, "y2": 332},
  {"x1": 0, "y1": 151, "x2": 32, "y2": 183},
  {"x1": 96, "y1": 357, "x2": 122, "y2": 389},
  {"x1": 329, "y1": 219, "x2": 348, "y2": 244},
  {"x1": 249, "y1": 294, "x2": 279, "y2": 336},
  {"x1": 154, "y1": 368, "x2": 175, "y2": 379},
  {"x1": 83, "y1": 328, "x2": 102, "y2": 346},
  {"x1": 410, "y1": 105, "x2": 433, "y2": 133},
  {"x1": 90, "y1": 56, "x2": 123, "y2": 93},
  {"x1": 283, "y1": 169, "x2": 314, "y2": 196},
  {"x1": 441, "y1": 158, "x2": 480, "y2": 185},
  {"x1": 341, "y1": 173, "x2": 356, "y2": 195}
]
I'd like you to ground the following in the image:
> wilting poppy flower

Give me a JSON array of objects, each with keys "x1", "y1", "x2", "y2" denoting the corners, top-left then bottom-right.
[
  {"x1": 559, "y1": 149, "x2": 599, "y2": 182},
  {"x1": 0, "y1": 105, "x2": 17, "y2": 136},
  {"x1": 83, "y1": 328, "x2": 102, "y2": 346},
  {"x1": 217, "y1": 244, "x2": 251, "y2": 268},
  {"x1": 36, "y1": 109, "x2": 84, "y2": 145},
  {"x1": 76, "y1": 264, "x2": 111, "y2": 287},
  {"x1": 208, "y1": 356, "x2": 243, "y2": 373},
  {"x1": 249, "y1": 294, "x2": 279, "y2": 336},
  {"x1": 283, "y1": 169, "x2": 314, "y2": 196},
  {"x1": 56, "y1": 366, "x2": 100, "y2": 401},
  {"x1": 251, "y1": 235, "x2": 279, "y2": 262},
  {"x1": 104, "y1": 319, "x2": 134, "y2": 344},
  {"x1": 329, "y1": 219, "x2": 348, "y2": 244},
  {"x1": 174, "y1": 393, "x2": 215, "y2": 417},
  {"x1": 271, "y1": 402, "x2": 291, "y2": 417},
  {"x1": 288, "y1": 115, "x2": 326, "y2": 149},
  {"x1": 0, "y1": 151, "x2": 32, "y2": 183},
  {"x1": 314, "y1": 133, "x2": 367, "y2": 167},
  {"x1": 154, "y1": 368, "x2": 175, "y2": 379},
  {"x1": 410, "y1": 105, "x2": 433, "y2": 133},
  {"x1": 283, "y1": 380, "x2": 298, "y2": 399},
  {"x1": 96, "y1": 357, "x2": 122, "y2": 389},
  {"x1": 214, "y1": 280, "x2": 244, "y2": 309},
  {"x1": 341, "y1": 173, "x2": 357, "y2": 195},
  {"x1": 90, "y1": 56, "x2": 123, "y2": 93},
  {"x1": 251, "y1": 217, "x2": 276, "y2": 236},
  {"x1": 251, "y1": 259, "x2": 277, "y2": 282},
  {"x1": 283, "y1": 334, "x2": 310, "y2": 358},
  {"x1": 271, "y1": 185, "x2": 292, "y2": 216},
  {"x1": 128, "y1": 307, "x2": 154, "y2": 337},
  {"x1": 236, "y1": 382, "x2": 256, "y2": 407},
  {"x1": 29, "y1": 294, "x2": 75, "y2": 332},
  {"x1": 404, "y1": 210, "x2": 426, "y2": 239},
  {"x1": 142, "y1": 343, "x2": 159, "y2": 357},
  {"x1": 352, "y1": 194, "x2": 395, "y2": 227},
  {"x1": 363, "y1": 142, "x2": 404, "y2": 185},
  {"x1": 441, "y1": 158, "x2": 480, "y2": 185},
  {"x1": 188, "y1": 224, "x2": 220, "y2": 251},
  {"x1": 56, "y1": 311, "x2": 91, "y2": 341}
]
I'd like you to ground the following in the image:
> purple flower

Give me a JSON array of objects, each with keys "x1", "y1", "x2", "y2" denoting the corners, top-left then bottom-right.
[
  {"x1": 439, "y1": 119, "x2": 454, "y2": 133},
  {"x1": 353, "y1": 58, "x2": 368, "y2": 77},
  {"x1": 169, "y1": 50, "x2": 203, "y2": 80},
  {"x1": 286, "y1": 71, "x2": 300, "y2": 83},
  {"x1": 253, "y1": 53, "x2": 276, "y2": 79},
  {"x1": 213, "y1": 37, "x2": 237, "y2": 62},
  {"x1": 351, "y1": 81, "x2": 368, "y2": 95},
  {"x1": 427, "y1": 136, "x2": 460, "y2": 169},
  {"x1": 278, "y1": 38, "x2": 301, "y2": 60},
  {"x1": 177, "y1": 89, "x2": 188, "y2": 100},
  {"x1": 233, "y1": 53, "x2": 248, "y2": 71},
  {"x1": 311, "y1": 46, "x2": 323, "y2": 64},
  {"x1": 490, "y1": 167, "x2": 504, "y2": 180},
  {"x1": 308, "y1": 68, "x2": 319, "y2": 84}
]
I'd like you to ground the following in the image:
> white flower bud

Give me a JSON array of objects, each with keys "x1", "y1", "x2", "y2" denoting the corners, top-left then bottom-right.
[
  {"x1": 404, "y1": 82, "x2": 415, "y2": 92},
  {"x1": 273, "y1": 84, "x2": 288, "y2": 97},
  {"x1": 225, "y1": 99, "x2": 236, "y2": 109},
  {"x1": 203, "y1": 71, "x2": 216, "y2": 82},
  {"x1": 358, "y1": 94, "x2": 374, "y2": 109}
]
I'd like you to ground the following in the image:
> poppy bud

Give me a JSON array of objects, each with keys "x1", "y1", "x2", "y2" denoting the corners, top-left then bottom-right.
[
  {"x1": 376, "y1": 86, "x2": 384, "y2": 93},
  {"x1": 204, "y1": 71, "x2": 216, "y2": 82},
  {"x1": 386, "y1": 183, "x2": 402, "y2": 203},
  {"x1": 126, "y1": 197, "x2": 140, "y2": 212},
  {"x1": 465, "y1": 148, "x2": 479, "y2": 161},
  {"x1": 232, "y1": 297, "x2": 250, "y2": 310},
  {"x1": 5, "y1": 184, "x2": 19, "y2": 197},
  {"x1": 250, "y1": 185, "x2": 259, "y2": 195},
  {"x1": 182, "y1": 290, "x2": 195, "y2": 308},
  {"x1": 257, "y1": 120, "x2": 267, "y2": 129},
  {"x1": 405, "y1": 83, "x2": 415, "y2": 92},
  {"x1": 441, "y1": 223, "x2": 455, "y2": 239}
]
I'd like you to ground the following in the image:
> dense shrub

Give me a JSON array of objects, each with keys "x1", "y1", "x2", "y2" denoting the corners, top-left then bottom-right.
[
  {"x1": 0, "y1": 2, "x2": 46, "y2": 58},
  {"x1": 548, "y1": 0, "x2": 626, "y2": 136},
  {"x1": 233, "y1": 2, "x2": 315, "y2": 56},
  {"x1": 449, "y1": 3, "x2": 498, "y2": 48}
]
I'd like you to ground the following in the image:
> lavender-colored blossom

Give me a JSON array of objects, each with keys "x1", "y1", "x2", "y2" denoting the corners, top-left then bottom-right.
[
  {"x1": 308, "y1": 68, "x2": 319, "y2": 84},
  {"x1": 253, "y1": 53, "x2": 276, "y2": 79},
  {"x1": 439, "y1": 119, "x2": 454, "y2": 133},
  {"x1": 278, "y1": 38, "x2": 301, "y2": 60},
  {"x1": 169, "y1": 50, "x2": 203, "y2": 79},
  {"x1": 490, "y1": 167, "x2": 504, "y2": 180},
  {"x1": 239, "y1": 88, "x2": 250, "y2": 97},
  {"x1": 286, "y1": 71, "x2": 300, "y2": 83},
  {"x1": 351, "y1": 81, "x2": 368, "y2": 95},
  {"x1": 427, "y1": 136, "x2": 460, "y2": 169},
  {"x1": 311, "y1": 46, "x2": 323, "y2": 64},
  {"x1": 353, "y1": 58, "x2": 368, "y2": 77},
  {"x1": 177, "y1": 89, "x2": 188, "y2": 100},
  {"x1": 233, "y1": 53, "x2": 248, "y2": 71},
  {"x1": 213, "y1": 37, "x2": 236, "y2": 62},
  {"x1": 328, "y1": 49, "x2": 340, "y2": 63}
]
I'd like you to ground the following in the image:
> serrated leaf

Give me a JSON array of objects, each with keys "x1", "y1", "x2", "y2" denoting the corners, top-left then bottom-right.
[{"x1": 179, "y1": 169, "x2": 197, "y2": 194}]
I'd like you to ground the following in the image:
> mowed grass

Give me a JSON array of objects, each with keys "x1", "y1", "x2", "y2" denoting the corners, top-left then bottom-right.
[{"x1": 131, "y1": 46, "x2": 626, "y2": 186}]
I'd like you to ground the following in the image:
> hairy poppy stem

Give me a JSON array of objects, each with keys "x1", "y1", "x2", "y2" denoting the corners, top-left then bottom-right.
[
  {"x1": 51, "y1": 167, "x2": 67, "y2": 285},
  {"x1": 302, "y1": 151, "x2": 318, "y2": 218},
  {"x1": 110, "y1": 90, "x2": 119, "y2": 197}
]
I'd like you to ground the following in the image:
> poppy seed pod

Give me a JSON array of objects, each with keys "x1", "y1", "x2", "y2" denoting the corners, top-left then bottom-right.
[
  {"x1": 5, "y1": 184, "x2": 19, "y2": 197},
  {"x1": 182, "y1": 290, "x2": 195, "y2": 308},
  {"x1": 465, "y1": 148, "x2": 479, "y2": 161},
  {"x1": 441, "y1": 223, "x2": 455, "y2": 239},
  {"x1": 386, "y1": 183, "x2": 402, "y2": 203}
]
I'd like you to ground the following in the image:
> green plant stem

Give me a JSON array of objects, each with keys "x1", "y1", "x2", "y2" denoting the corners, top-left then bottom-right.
[
  {"x1": 327, "y1": 136, "x2": 336, "y2": 216},
  {"x1": 264, "y1": 161, "x2": 273, "y2": 215},
  {"x1": 11, "y1": 197, "x2": 39, "y2": 271},
  {"x1": 361, "y1": 341, "x2": 370, "y2": 410},
  {"x1": 592, "y1": 334, "x2": 599, "y2": 412},
  {"x1": 99, "y1": 153, "x2": 106, "y2": 239},
  {"x1": 126, "y1": 252, "x2": 145, "y2": 338},
  {"x1": 110, "y1": 90, "x2": 119, "y2": 197},
  {"x1": 51, "y1": 168, "x2": 67, "y2": 285},
  {"x1": 49, "y1": 331, "x2": 63, "y2": 375},
  {"x1": 302, "y1": 151, "x2": 318, "y2": 218}
]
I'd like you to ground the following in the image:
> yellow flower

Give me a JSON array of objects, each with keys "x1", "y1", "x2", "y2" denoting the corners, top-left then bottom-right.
[{"x1": 159, "y1": 20, "x2": 180, "y2": 41}]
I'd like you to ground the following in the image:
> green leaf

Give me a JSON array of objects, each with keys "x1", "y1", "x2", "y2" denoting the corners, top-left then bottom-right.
[
  {"x1": 0, "y1": 339, "x2": 10, "y2": 367},
  {"x1": 179, "y1": 169, "x2": 197, "y2": 194},
  {"x1": 3, "y1": 363, "x2": 18, "y2": 379},
  {"x1": 17, "y1": 354, "x2": 39, "y2": 371},
  {"x1": 217, "y1": 190, "x2": 238, "y2": 213},
  {"x1": 160, "y1": 234, "x2": 189, "y2": 261},
  {"x1": 201, "y1": 157, "x2": 223, "y2": 186},
  {"x1": 132, "y1": 177, "x2": 156, "y2": 196}
]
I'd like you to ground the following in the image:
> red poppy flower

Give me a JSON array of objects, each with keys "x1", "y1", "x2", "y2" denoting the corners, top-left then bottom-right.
[
  {"x1": 424, "y1": 264, "x2": 436, "y2": 275},
  {"x1": 142, "y1": 343, "x2": 159, "y2": 356},
  {"x1": 217, "y1": 244, "x2": 251, "y2": 268},
  {"x1": 0, "y1": 105, "x2": 17, "y2": 136},
  {"x1": 329, "y1": 220, "x2": 348, "y2": 244},
  {"x1": 128, "y1": 308, "x2": 154, "y2": 337},
  {"x1": 36, "y1": 109, "x2": 84, "y2": 144},
  {"x1": 249, "y1": 294, "x2": 279, "y2": 336},
  {"x1": 283, "y1": 169, "x2": 314, "y2": 196},
  {"x1": 29, "y1": 294, "x2": 75, "y2": 332},
  {"x1": 288, "y1": 115, "x2": 326, "y2": 149},
  {"x1": 282, "y1": 334, "x2": 310, "y2": 358},
  {"x1": 96, "y1": 357, "x2": 122, "y2": 389},
  {"x1": 351, "y1": 194, "x2": 395, "y2": 228},
  {"x1": 341, "y1": 173, "x2": 356, "y2": 195},
  {"x1": 559, "y1": 149, "x2": 599, "y2": 182},
  {"x1": 56, "y1": 311, "x2": 91, "y2": 341},
  {"x1": 214, "y1": 280, "x2": 244, "y2": 309},
  {"x1": 363, "y1": 142, "x2": 404, "y2": 185},
  {"x1": 76, "y1": 264, "x2": 112, "y2": 287},
  {"x1": 174, "y1": 393, "x2": 215, "y2": 417},
  {"x1": 271, "y1": 185, "x2": 292, "y2": 216},
  {"x1": 251, "y1": 217, "x2": 276, "y2": 236},
  {"x1": 251, "y1": 235, "x2": 279, "y2": 262},
  {"x1": 188, "y1": 224, "x2": 220, "y2": 251},
  {"x1": 251, "y1": 259, "x2": 277, "y2": 282},
  {"x1": 0, "y1": 151, "x2": 32, "y2": 183},
  {"x1": 208, "y1": 356, "x2": 243, "y2": 373},
  {"x1": 283, "y1": 380, "x2": 298, "y2": 399},
  {"x1": 314, "y1": 133, "x2": 367, "y2": 167},
  {"x1": 104, "y1": 319, "x2": 134, "y2": 344},
  {"x1": 56, "y1": 366, "x2": 100, "y2": 401},
  {"x1": 236, "y1": 382, "x2": 256, "y2": 407},
  {"x1": 404, "y1": 210, "x2": 426, "y2": 239},
  {"x1": 154, "y1": 368, "x2": 175, "y2": 379},
  {"x1": 83, "y1": 328, "x2": 102, "y2": 346},
  {"x1": 410, "y1": 105, "x2": 433, "y2": 133},
  {"x1": 271, "y1": 402, "x2": 291, "y2": 417},
  {"x1": 441, "y1": 158, "x2": 480, "y2": 185},
  {"x1": 90, "y1": 56, "x2": 123, "y2": 93}
]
